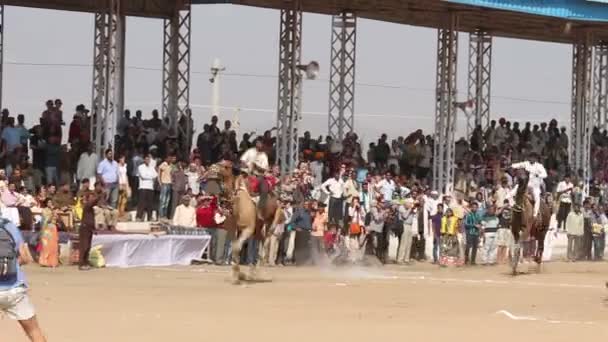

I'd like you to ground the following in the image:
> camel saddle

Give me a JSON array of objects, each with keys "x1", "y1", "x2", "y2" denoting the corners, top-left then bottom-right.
[{"x1": 247, "y1": 175, "x2": 278, "y2": 196}]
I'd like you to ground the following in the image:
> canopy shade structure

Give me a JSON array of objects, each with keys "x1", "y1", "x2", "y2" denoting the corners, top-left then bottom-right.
[{"x1": 1, "y1": 0, "x2": 607, "y2": 191}]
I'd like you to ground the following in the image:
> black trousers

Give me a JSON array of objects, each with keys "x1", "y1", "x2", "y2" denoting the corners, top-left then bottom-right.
[
  {"x1": 328, "y1": 197, "x2": 343, "y2": 225},
  {"x1": 294, "y1": 230, "x2": 311, "y2": 266},
  {"x1": 557, "y1": 202, "x2": 571, "y2": 229},
  {"x1": 79, "y1": 225, "x2": 94, "y2": 267},
  {"x1": 136, "y1": 189, "x2": 155, "y2": 220},
  {"x1": 465, "y1": 234, "x2": 479, "y2": 264}
]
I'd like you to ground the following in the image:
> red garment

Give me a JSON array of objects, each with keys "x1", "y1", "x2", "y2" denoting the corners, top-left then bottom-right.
[
  {"x1": 196, "y1": 197, "x2": 218, "y2": 228},
  {"x1": 68, "y1": 120, "x2": 81, "y2": 143},
  {"x1": 323, "y1": 231, "x2": 338, "y2": 249}
]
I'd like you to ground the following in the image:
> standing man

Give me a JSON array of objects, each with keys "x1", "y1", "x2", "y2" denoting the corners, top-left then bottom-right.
[
  {"x1": 137, "y1": 154, "x2": 158, "y2": 221},
  {"x1": 79, "y1": 190, "x2": 98, "y2": 271},
  {"x1": 511, "y1": 153, "x2": 547, "y2": 217},
  {"x1": 555, "y1": 174, "x2": 574, "y2": 231},
  {"x1": 464, "y1": 202, "x2": 483, "y2": 265},
  {"x1": 481, "y1": 205, "x2": 500, "y2": 265},
  {"x1": 171, "y1": 161, "x2": 188, "y2": 219},
  {"x1": 0, "y1": 220, "x2": 47, "y2": 341},
  {"x1": 565, "y1": 204, "x2": 584, "y2": 262},
  {"x1": 397, "y1": 198, "x2": 416, "y2": 264},
  {"x1": 77, "y1": 143, "x2": 99, "y2": 190},
  {"x1": 157, "y1": 155, "x2": 175, "y2": 219},
  {"x1": 322, "y1": 171, "x2": 344, "y2": 225},
  {"x1": 97, "y1": 149, "x2": 120, "y2": 208}
]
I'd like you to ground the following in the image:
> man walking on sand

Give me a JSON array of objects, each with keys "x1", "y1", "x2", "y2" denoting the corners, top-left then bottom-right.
[{"x1": 0, "y1": 219, "x2": 47, "y2": 341}]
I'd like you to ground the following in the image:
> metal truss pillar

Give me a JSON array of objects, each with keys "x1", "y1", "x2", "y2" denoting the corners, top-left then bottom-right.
[
  {"x1": 570, "y1": 32, "x2": 593, "y2": 188},
  {"x1": 467, "y1": 30, "x2": 492, "y2": 136},
  {"x1": 276, "y1": 9, "x2": 302, "y2": 175},
  {"x1": 433, "y1": 15, "x2": 459, "y2": 194},
  {"x1": 162, "y1": 0, "x2": 192, "y2": 139},
  {"x1": 91, "y1": 0, "x2": 125, "y2": 152},
  {"x1": 328, "y1": 11, "x2": 356, "y2": 142},
  {"x1": 593, "y1": 42, "x2": 608, "y2": 129},
  {"x1": 0, "y1": 5, "x2": 4, "y2": 111}
]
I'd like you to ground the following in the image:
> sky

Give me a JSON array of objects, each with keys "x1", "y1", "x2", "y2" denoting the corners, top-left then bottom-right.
[{"x1": 2, "y1": 4, "x2": 572, "y2": 146}]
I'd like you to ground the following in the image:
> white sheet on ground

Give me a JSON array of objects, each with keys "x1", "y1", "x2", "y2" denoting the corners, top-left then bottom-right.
[{"x1": 92, "y1": 234, "x2": 211, "y2": 268}]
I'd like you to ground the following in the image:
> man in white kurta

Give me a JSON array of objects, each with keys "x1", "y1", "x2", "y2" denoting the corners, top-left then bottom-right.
[
  {"x1": 240, "y1": 138, "x2": 270, "y2": 208},
  {"x1": 511, "y1": 153, "x2": 547, "y2": 217}
]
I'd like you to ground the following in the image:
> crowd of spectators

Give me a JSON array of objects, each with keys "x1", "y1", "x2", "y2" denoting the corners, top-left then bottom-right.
[{"x1": 0, "y1": 98, "x2": 606, "y2": 268}]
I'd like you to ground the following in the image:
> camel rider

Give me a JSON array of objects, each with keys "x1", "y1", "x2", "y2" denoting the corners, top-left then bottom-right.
[
  {"x1": 240, "y1": 138, "x2": 270, "y2": 209},
  {"x1": 510, "y1": 153, "x2": 547, "y2": 217}
]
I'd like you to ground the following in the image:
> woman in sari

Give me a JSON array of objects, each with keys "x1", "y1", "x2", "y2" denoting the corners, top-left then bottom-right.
[{"x1": 38, "y1": 198, "x2": 59, "y2": 267}]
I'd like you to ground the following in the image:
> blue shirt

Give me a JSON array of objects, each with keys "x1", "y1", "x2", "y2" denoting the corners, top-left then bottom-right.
[
  {"x1": 97, "y1": 159, "x2": 119, "y2": 184},
  {"x1": 1, "y1": 127, "x2": 21, "y2": 152},
  {"x1": 0, "y1": 222, "x2": 26, "y2": 290},
  {"x1": 356, "y1": 168, "x2": 368, "y2": 184}
]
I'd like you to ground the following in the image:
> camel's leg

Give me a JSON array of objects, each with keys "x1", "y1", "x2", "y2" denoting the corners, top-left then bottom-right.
[
  {"x1": 231, "y1": 227, "x2": 255, "y2": 285},
  {"x1": 511, "y1": 243, "x2": 520, "y2": 276}
]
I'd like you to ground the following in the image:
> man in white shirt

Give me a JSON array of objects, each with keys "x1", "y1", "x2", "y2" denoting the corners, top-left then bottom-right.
[
  {"x1": 136, "y1": 154, "x2": 158, "y2": 221},
  {"x1": 172, "y1": 195, "x2": 196, "y2": 228},
  {"x1": 511, "y1": 153, "x2": 547, "y2": 217},
  {"x1": 240, "y1": 138, "x2": 270, "y2": 209},
  {"x1": 76, "y1": 143, "x2": 98, "y2": 191},
  {"x1": 555, "y1": 174, "x2": 574, "y2": 230},
  {"x1": 377, "y1": 172, "x2": 396, "y2": 202},
  {"x1": 322, "y1": 171, "x2": 345, "y2": 225}
]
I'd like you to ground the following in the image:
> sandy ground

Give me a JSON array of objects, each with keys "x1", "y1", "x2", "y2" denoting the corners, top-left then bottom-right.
[{"x1": 2, "y1": 261, "x2": 608, "y2": 342}]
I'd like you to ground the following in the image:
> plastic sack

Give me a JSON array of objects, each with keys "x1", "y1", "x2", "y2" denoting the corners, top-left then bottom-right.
[{"x1": 88, "y1": 245, "x2": 106, "y2": 268}]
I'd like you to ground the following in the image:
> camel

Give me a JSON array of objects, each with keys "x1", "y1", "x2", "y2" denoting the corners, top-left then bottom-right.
[
  {"x1": 510, "y1": 175, "x2": 552, "y2": 275},
  {"x1": 229, "y1": 174, "x2": 278, "y2": 284}
]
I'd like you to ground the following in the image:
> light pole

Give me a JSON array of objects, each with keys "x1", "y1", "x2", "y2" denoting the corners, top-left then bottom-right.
[{"x1": 209, "y1": 58, "x2": 225, "y2": 117}]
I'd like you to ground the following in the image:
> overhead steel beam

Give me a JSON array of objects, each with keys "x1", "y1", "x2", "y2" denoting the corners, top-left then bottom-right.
[
  {"x1": 433, "y1": 13, "x2": 458, "y2": 194},
  {"x1": 570, "y1": 30, "x2": 593, "y2": 192},
  {"x1": 1, "y1": 0, "x2": 177, "y2": 18},
  {"x1": 162, "y1": 0, "x2": 191, "y2": 142},
  {"x1": 328, "y1": 10, "x2": 356, "y2": 142},
  {"x1": 593, "y1": 42, "x2": 608, "y2": 129},
  {"x1": 466, "y1": 29, "x2": 492, "y2": 136},
  {"x1": 276, "y1": 8, "x2": 302, "y2": 175}
]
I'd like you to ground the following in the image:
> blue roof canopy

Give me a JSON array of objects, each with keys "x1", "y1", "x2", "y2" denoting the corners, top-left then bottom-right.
[{"x1": 445, "y1": 0, "x2": 608, "y2": 22}]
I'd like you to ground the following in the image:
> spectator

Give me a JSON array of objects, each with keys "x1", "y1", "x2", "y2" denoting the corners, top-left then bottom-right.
[
  {"x1": 171, "y1": 161, "x2": 188, "y2": 218},
  {"x1": 495, "y1": 200, "x2": 513, "y2": 264},
  {"x1": 397, "y1": 198, "x2": 416, "y2": 264},
  {"x1": 96, "y1": 149, "x2": 119, "y2": 208},
  {"x1": 566, "y1": 204, "x2": 584, "y2": 262},
  {"x1": 322, "y1": 171, "x2": 344, "y2": 225},
  {"x1": 430, "y1": 203, "x2": 443, "y2": 264},
  {"x1": 555, "y1": 174, "x2": 574, "y2": 230},
  {"x1": 310, "y1": 203, "x2": 327, "y2": 265},
  {"x1": 481, "y1": 205, "x2": 500, "y2": 265},
  {"x1": 172, "y1": 195, "x2": 196, "y2": 228},
  {"x1": 464, "y1": 202, "x2": 483, "y2": 265},
  {"x1": 136, "y1": 154, "x2": 157, "y2": 221},
  {"x1": 157, "y1": 155, "x2": 175, "y2": 219},
  {"x1": 291, "y1": 201, "x2": 313, "y2": 266},
  {"x1": 77, "y1": 144, "x2": 99, "y2": 190}
]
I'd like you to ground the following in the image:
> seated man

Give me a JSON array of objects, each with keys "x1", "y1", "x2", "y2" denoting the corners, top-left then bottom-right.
[
  {"x1": 93, "y1": 181, "x2": 117, "y2": 231},
  {"x1": 52, "y1": 183, "x2": 75, "y2": 231},
  {"x1": 240, "y1": 138, "x2": 269, "y2": 210},
  {"x1": 172, "y1": 195, "x2": 196, "y2": 228}
]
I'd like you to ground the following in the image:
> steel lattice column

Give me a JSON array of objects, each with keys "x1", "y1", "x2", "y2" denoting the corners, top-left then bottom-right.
[
  {"x1": 467, "y1": 30, "x2": 492, "y2": 136},
  {"x1": 91, "y1": 0, "x2": 125, "y2": 152},
  {"x1": 328, "y1": 11, "x2": 356, "y2": 142},
  {"x1": 570, "y1": 32, "x2": 593, "y2": 188},
  {"x1": 593, "y1": 42, "x2": 608, "y2": 129},
  {"x1": 433, "y1": 15, "x2": 459, "y2": 194},
  {"x1": 0, "y1": 5, "x2": 5, "y2": 111},
  {"x1": 162, "y1": 1, "x2": 192, "y2": 138},
  {"x1": 276, "y1": 9, "x2": 302, "y2": 175}
]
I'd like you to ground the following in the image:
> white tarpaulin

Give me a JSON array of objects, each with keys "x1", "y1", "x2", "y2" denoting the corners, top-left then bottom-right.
[{"x1": 92, "y1": 234, "x2": 211, "y2": 268}]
